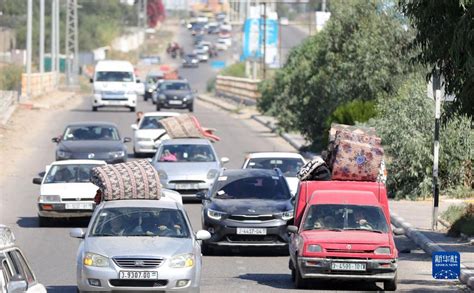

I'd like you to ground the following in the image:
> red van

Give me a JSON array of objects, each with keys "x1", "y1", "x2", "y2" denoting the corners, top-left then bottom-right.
[{"x1": 288, "y1": 181, "x2": 398, "y2": 291}]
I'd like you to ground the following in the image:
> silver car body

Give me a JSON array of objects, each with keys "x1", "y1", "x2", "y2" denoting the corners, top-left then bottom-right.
[
  {"x1": 74, "y1": 199, "x2": 201, "y2": 292},
  {"x1": 152, "y1": 139, "x2": 224, "y2": 199},
  {"x1": 132, "y1": 112, "x2": 181, "y2": 155}
]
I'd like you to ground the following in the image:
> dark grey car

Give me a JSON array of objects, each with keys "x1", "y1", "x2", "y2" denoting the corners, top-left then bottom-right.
[
  {"x1": 156, "y1": 80, "x2": 196, "y2": 112},
  {"x1": 53, "y1": 122, "x2": 131, "y2": 164}
]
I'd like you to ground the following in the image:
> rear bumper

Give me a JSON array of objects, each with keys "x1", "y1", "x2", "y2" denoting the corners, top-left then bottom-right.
[
  {"x1": 93, "y1": 94, "x2": 137, "y2": 108},
  {"x1": 158, "y1": 100, "x2": 193, "y2": 109},
  {"x1": 297, "y1": 257, "x2": 397, "y2": 281},
  {"x1": 38, "y1": 202, "x2": 95, "y2": 218}
]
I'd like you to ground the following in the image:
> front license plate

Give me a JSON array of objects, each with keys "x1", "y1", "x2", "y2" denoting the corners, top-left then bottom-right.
[
  {"x1": 236, "y1": 228, "x2": 267, "y2": 235},
  {"x1": 331, "y1": 262, "x2": 366, "y2": 271},
  {"x1": 65, "y1": 203, "x2": 93, "y2": 210},
  {"x1": 119, "y1": 271, "x2": 158, "y2": 280},
  {"x1": 169, "y1": 100, "x2": 182, "y2": 105},
  {"x1": 175, "y1": 183, "x2": 199, "y2": 190}
]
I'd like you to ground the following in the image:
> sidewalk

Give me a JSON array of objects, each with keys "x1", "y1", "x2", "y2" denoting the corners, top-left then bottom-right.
[{"x1": 199, "y1": 93, "x2": 474, "y2": 290}]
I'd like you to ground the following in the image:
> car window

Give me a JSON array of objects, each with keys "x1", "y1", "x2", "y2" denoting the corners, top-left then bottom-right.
[
  {"x1": 63, "y1": 126, "x2": 120, "y2": 141},
  {"x1": 44, "y1": 164, "x2": 101, "y2": 183},
  {"x1": 90, "y1": 207, "x2": 190, "y2": 238},
  {"x1": 96, "y1": 71, "x2": 133, "y2": 82},
  {"x1": 157, "y1": 144, "x2": 216, "y2": 162},
  {"x1": 246, "y1": 157, "x2": 304, "y2": 177},
  {"x1": 1, "y1": 258, "x2": 12, "y2": 283},
  {"x1": 6, "y1": 249, "x2": 35, "y2": 285},
  {"x1": 159, "y1": 82, "x2": 190, "y2": 91},
  {"x1": 213, "y1": 175, "x2": 291, "y2": 200},
  {"x1": 13, "y1": 251, "x2": 35, "y2": 285},
  {"x1": 302, "y1": 204, "x2": 388, "y2": 233},
  {"x1": 139, "y1": 117, "x2": 165, "y2": 130}
]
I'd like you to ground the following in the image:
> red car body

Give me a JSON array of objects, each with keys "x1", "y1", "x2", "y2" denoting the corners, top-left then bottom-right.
[{"x1": 288, "y1": 181, "x2": 398, "y2": 290}]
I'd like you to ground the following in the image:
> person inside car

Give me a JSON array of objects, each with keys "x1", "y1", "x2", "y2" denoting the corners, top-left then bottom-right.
[
  {"x1": 105, "y1": 215, "x2": 126, "y2": 236},
  {"x1": 155, "y1": 211, "x2": 182, "y2": 236},
  {"x1": 352, "y1": 209, "x2": 374, "y2": 230},
  {"x1": 53, "y1": 167, "x2": 74, "y2": 182},
  {"x1": 160, "y1": 149, "x2": 177, "y2": 162}
]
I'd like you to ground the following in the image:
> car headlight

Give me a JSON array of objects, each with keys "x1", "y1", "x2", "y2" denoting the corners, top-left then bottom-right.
[
  {"x1": 57, "y1": 150, "x2": 71, "y2": 158},
  {"x1": 148, "y1": 88, "x2": 154, "y2": 93},
  {"x1": 207, "y1": 169, "x2": 219, "y2": 179},
  {"x1": 374, "y1": 247, "x2": 391, "y2": 255},
  {"x1": 110, "y1": 151, "x2": 125, "y2": 158},
  {"x1": 159, "y1": 94, "x2": 166, "y2": 100},
  {"x1": 207, "y1": 209, "x2": 226, "y2": 220},
  {"x1": 156, "y1": 169, "x2": 168, "y2": 180},
  {"x1": 169, "y1": 253, "x2": 194, "y2": 268},
  {"x1": 83, "y1": 252, "x2": 109, "y2": 267},
  {"x1": 276, "y1": 209, "x2": 294, "y2": 221},
  {"x1": 39, "y1": 195, "x2": 61, "y2": 202},
  {"x1": 306, "y1": 244, "x2": 322, "y2": 253}
]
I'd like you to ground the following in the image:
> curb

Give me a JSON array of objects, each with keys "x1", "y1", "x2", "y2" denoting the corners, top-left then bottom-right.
[
  {"x1": 1, "y1": 104, "x2": 17, "y2": 126},
  {"x1": 390, "y1": 211, "x2": 474, "y2": 289},
  {"x1": 197, "y1": 95, "x2": 236, "y2": 112}
]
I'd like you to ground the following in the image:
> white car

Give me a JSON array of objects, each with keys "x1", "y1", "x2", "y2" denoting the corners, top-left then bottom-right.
[
  {"x1": 241, "y1": 152, "x2": 306, "y2": 196},
  {"x1": 32, "y1": 160, "x2": 107, "y2": 226},
  {"x1": 131, "y1": 112, "x2": 181, "y2": 156},
  {"x1": 280, "y1": 17, "x2": 289, "y2": 26},
  {"x1": 215, "y1": 40, "x2": 228, "y2": 51},
  {"x1": 218, "y1": 37, "x2": 232, "y2": 47},
  {"x1": 0, "y1": 225, "x2": 47, "y2": 293},
  {"x1": 219, "y1": 22, "x2": 232, "y2": 31}
]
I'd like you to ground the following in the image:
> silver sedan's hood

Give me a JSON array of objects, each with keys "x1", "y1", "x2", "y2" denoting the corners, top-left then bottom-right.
[
  {"x1": 155, "y1": 162, "x2": 218, "y2": 178},
  {"x1": 85, "y1": 236, "x2": 194, "y2": 258}
]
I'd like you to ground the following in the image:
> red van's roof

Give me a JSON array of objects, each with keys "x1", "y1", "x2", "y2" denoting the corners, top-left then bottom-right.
[{"x1": 310, "y1": 190, "x2": 380, "y2": 206}]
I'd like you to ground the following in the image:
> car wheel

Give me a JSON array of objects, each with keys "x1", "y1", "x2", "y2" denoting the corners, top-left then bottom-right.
[
  {"x1": 134, "y1": 149, "x2": 142, "y2": 158},
  {"x1": 294, "y1": 262, "x2": 307, "y2": 289},
  {"x1": 92, "y1": 106, "x2": 97, "y2": 112},
  {"x1": 384, "y1": 277, "x2": 397, "y2": 291},
  {"x1": 130, "y1": 107, "x2": 136, "y2": 112},
  {"x1": 188, "y1": 103, "x2": 194, "y2": 112},
  {"x1": 156, "y1": 104, "x2": 161, "y2": 111},
  {"x1": 201, "y1": 242, "x2": 213, "y2": 256},
  {"x1": 38, "y1": 216, "x2": 52, "y2": 227},
  {"x1": 144, "y1": 93, "x2": 149, "y2": 101}
]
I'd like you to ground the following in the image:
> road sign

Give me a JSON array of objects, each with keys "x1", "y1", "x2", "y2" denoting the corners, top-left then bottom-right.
[
  {"x1": 432, "y1": 251, "x2": 460, "y2": 279},
  {"x1": 211, "y1": 60, "x2": 226, "y2": 70}
]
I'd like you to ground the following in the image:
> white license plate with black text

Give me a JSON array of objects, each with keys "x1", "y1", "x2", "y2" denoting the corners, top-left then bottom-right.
[
  {"x1": 169, "y1": 100, "x2": 182, "y2": 105},
  {"x1": 65, "y1": 203, "x2": 93, "y2": 210},
  {"x1": 175, "y1": 183, "x2": 199, "y2": 190},
  {"x1": 331, "y1": 262, "x2": 366, "y2": 271},
  {"x1": 119, "y1": 271, "x2": 158, "y2": 280},
  {"x1": 236, "y1": 228, "x2": 267, "y2": 235}
]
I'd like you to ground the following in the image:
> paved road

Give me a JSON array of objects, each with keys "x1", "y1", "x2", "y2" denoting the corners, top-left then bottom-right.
[{"x1": 0, "y1": 26, "x2": 466, "y2": 293}]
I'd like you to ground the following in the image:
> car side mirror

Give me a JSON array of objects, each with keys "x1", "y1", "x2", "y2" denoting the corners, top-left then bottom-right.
[
  {"x1": 393, "y1": 227, "x2": 405, "y2": 236},
  {"x1": 70, "y1": 228, "x2": 85, "y2": 239},
  {"x1": 123, "y1": 137, "x2": 132, "y2": 143},
  {"x1": 131, "y1": 124, "x2": 138, "y2": 130},
  {"x1": 6, "y1": 274, "x2": 27, "y2": 293},
  {"x1": 196, "y1": 230, "x2": 211, "y2": 240},
  {"x1": 136, "y1": 79, "x2": 141, "y2": 83},
  {"x1": 89, "y1": 78, "x2": 93, "y2": 83},
  {"x1": 51, "y1": 137, "x2": 60, "y2": 143},
  {"x1": 220, "y1": 157, "x2": 229, "y2": 164},
  {"x1": 32, "y1": 177, "x2": 43, "y2": 185},
  {"x1": 287, "y1": 225, "x2": 298, "y2": 234}
]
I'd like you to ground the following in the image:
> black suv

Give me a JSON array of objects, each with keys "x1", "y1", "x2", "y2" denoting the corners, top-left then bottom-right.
[
  {"x1": 197, "y1": 169, "x2": 294, "y2": 254},
  {"x1": 155, "y1": 80, "x2": 196, "y2": 112}
]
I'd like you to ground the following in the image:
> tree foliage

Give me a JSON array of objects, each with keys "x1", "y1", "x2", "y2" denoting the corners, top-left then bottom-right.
[
  {"x1": 326, "y1": 99, "x2": 377, "y2": 128},
  {"x1": 258, "y1": 0, "x2": 413, "y2": 149},
  {"x1": 400, "y1": 0, "x2": 474, "y2": 117}
]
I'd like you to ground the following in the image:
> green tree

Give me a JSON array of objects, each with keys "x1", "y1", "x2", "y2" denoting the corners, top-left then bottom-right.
[
  {"x1": 258, "y1": 0, "x2": 412, "y2": 149},
  {"x1": 400, "y1": 0, "x2": 474, "y2": 117}
]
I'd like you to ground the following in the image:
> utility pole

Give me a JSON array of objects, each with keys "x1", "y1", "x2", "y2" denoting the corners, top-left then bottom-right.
[
  {"x1": 26, "y1": 0, "x2": 33, "y2": 97},
  {"x1": 431, "y1": 72, "x2": 441, "y2": 231},
  {"x1": 65, "y1": 0, "x2": 79, "y2": 85},
  {"x1": 51, "y1": 0, "x2": 56, "y2": 73},
  {"x1": 39, "y1": 0, "x2": 45, "y2": 73},
  {"x1": 262, "y1": 2, "x2": 267, "y2": 79}
]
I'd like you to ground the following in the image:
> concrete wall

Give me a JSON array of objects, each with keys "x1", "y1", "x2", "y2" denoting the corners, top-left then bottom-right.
[
  {"x1": 215, "y1": 75, "x2": 261, "y2": 101},
  {"x1": 21, "y1": 72, "x2": 58, "y2": 98}
]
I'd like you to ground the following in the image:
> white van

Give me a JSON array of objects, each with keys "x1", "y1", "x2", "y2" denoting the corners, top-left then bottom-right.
[{"x1": 91, "y1": 60, "x2": 139, "y2": 112}]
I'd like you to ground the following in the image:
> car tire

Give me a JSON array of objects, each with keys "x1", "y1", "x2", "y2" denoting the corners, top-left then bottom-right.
[
  {"x1": 130, "y1": 107, "x2": 136, "y2": 112},
  {"x1": 188, "y1": 103, "x2": 194, "y2": 112},
  {"x1": 38, "y1": 216, "x2": 52, "y2": 227},
  {"x1": 384, "y1": 277, "x2": 397, "y2": 291},
  {"x1": 294, "y1": 262, "x2": 307, "y2": 289},
  {"x1": 156, "y1": 104, "x2": 161, "y2": 111},
  {"x1": 92, "y1": 106, "x2": 97, "y2": 112},
  {"x1": 144, "y1": 93, "x2": 149, "y2": 101}
]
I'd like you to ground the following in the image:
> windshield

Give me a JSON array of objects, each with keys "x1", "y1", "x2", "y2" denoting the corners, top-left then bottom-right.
[
  {"x1": 63, "y1": 126, "x2": 120, "y2": 141},
  {"x1": 159, "y1": 82, "x2": 190, "y2": 91},
  {"x1": 213, "y1": 175, "x2": 291, "y2": 200},
  {"x1": 245, "y1": 157, "x2": 304, "y2": 177},
  {"x1": 95, "y1": 71, "x2": 133, "y2": 82},
  {"x1": 44, "y1": 164, "x2": 101, "y2": 183},
  {"x1": 157, "y1": 144, "x2": 216, "y2": 162},
  {"x1": 139, "y1": 116, "x2": 167, "y2": 130},
  {"x1": 90, "y1": 207, "x2": 190, "y2": 238},
  {"x1": 302, "y1": 204, "x2": 388, "y2": 233}
]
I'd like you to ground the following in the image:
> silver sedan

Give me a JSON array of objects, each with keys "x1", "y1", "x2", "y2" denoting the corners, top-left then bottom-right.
[{"x1": 70, "y1": 198, "x2": 210, "y2": 292}]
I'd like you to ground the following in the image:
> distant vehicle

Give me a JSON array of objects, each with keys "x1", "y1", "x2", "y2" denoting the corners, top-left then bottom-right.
[
  {"x1": 218, "y1": 37, "x2": 232, "y2": 47},
  {"x1": 53, "y1": 122, "x2": 131, "y2": 164},
  {"x1": 215, "y1": 39, "x2": 228, "y2": 51},
  {"x1": 140, "y1": 55, "x2": 161, "y2": 65},
  {"x1": 218, "y1": 29, "x2": 231, "y2": 39},
  {"x1": 193, "y1": 47, "x2": 209, "y2": 62},
  {"x1": 71, "y1": 197, "x2": 209, "y2": 292},
  {"x1": 182, "y1": 54, "x2": 200, "y2": 68},
  {"x1": 280, "y1": 17, "x2": 289, "y2": 26},
  {"x1": 196, "y1": 16, "x2": 209, "y2": 23},
  {"x1": 207, "y1": 22, "x2": 220, "y2": 34},
  {"x1": 152, "y1": 139, "x2": 229, "y2": 200},
  {"x1": 215, "y1": 12, "x2": 226, "y2": 22},
  {"x1": 32, "y1": 160, "x2": 107, "y2": 226},
  {"x1": 90, "y1": 60, "x2": 140, "y2": 112},
  {"x1": 144, "y1": 71, "x2": 164, "y2": 101},
  {"x1": 242, "y1": 152, "x2": 306, "y2": 195},
  {"x1": 131, "y1": 111, "x2": 181, "y2": 156},
  {"x1": 219, "y1": 22, "x2": 232, "y2": 31},
  {"x1": 193, "y1": 34, "x2": 204, "y2": 45},
  {"x1": 155, "y1": 80, "x2": 196, "y2": 112},
  {"x1": 0, "y1": 225, "x2": 47, "y2": 293},
  {"x1": 197, "y1": 169, "x2": 293, "y2": 254}
]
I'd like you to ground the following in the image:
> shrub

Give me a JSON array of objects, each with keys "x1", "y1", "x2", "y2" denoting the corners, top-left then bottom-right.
[{"x1": 0, "y1": 64, "x2": 22, "y2": 91}]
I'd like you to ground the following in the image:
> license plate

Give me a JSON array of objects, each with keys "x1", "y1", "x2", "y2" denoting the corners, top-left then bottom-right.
[
  {"x1": 236, "y1": 228, "x2": 267, "y2": 235},
  {"x1": 175, "y1": 183, "x2": 199, "y2": 190},
  {"x1": 169, "y1": 100, "x2": 182, "y2": 105},
  {"x1": 331, "y1": 262, "x2": 366, "y2": 271},
  {"x1": 119, "y1": 271, "x2": 158, "y2": 280},
  {"x1": 65, "y1": 203, "x2": 93, "y2": 210}
]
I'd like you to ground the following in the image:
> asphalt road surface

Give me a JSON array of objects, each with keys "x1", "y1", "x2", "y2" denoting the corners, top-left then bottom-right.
[{"x1": 0, "y1": 26, "x2": 466, "y2": 293}]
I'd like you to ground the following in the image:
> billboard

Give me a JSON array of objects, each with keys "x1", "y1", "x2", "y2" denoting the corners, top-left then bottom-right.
[{"x1": 242, "y1": 16, "x2": 279, "y2": 67}]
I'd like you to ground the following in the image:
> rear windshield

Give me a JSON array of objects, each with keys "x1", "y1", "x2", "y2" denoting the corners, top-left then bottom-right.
[
  {"x1": 302, "y1": 204, "x2": 388, "y2": 233},
  {"x1": 212, "y1": 175, "x2": 291, "y2": 200},
  {"x1": 96, "y1": 71, "x2": 133, "y2": 82},
  {"x1": 245, "y1": 157, "x2": 304, "y2": 177}
]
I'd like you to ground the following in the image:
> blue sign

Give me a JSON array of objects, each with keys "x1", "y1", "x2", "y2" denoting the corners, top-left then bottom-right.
[
  {"x1": 211, "y1": 60, "x2": 226, "y2": 70},
  {"x1": 242, "y1": 18, "x2": 279, "y2": 63},
  {"x1": 432, "y1": 251, "x2": 460, "y2": 279}
]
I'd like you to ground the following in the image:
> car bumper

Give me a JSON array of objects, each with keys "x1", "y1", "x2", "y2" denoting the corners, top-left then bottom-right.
[
  {"x1": 203, "y1": 218, "x2": 289, "y2": 247},
  {"x1": 93, "y1": 94, "x2": 137, "y2": 108},
  {"x1": 161, "y1": 181, "x2": 211, "y2": 199},
  {"x1": 38, "y1": 202, "x2": 95, "y2": 218},
  {"x1": 297, "y1": 257, "x2": 397, "y2": 281},
  {"x1": 157, "y1": 100, "x2": 193, "y2": 109},
  {"x1": 134, "y1": 140, "x2": 160, "y2": 154},
  {"x1": 78, "y1": 265, "x2": 200, "y2": 292}
]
